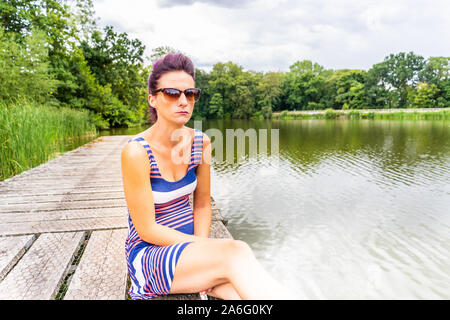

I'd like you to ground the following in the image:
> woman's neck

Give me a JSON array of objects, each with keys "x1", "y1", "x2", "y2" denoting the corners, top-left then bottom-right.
[{"x1": 147, "y1": 120, "x2": 189, "y2": 149}]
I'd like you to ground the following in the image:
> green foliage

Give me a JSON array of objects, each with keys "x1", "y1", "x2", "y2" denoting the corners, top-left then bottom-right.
[
  {"x1": 256, "y1": 72, "x2": 283, "y2": 114},
  {"x1": 279, "y1": 110, "x2": 289, "y2": 119},
  {"x1": 289, "y1": 60, "x2": 325, "y2": 76},
  {"x1": 209, "y1": 93, "x2": 224, "y2": 118},
  {"x1": 324, "y1": 108, "x2": 337, "y2": 119},
  {"x1": 306, "y1": 102, "x2": 322, "y2": 110},
  {"x1": 348, "y1": 110, "x2": 360, "y2": 119},
  {"x1": 0, "y1": 27, "x2": 59, "y2": 103},
  {"x1": 366, "y1": 52, "x2": 426, "y2": 108},
  {"x1": 80, "y1": 26, "x2": 147, "y2": 127},
  {"x1": 191, "y1": 68, "x2": 210, "y2": 119},
  {"x1": 283, "y1": 62, "x2": 328, "y2": 110},
  {"x1": 261, "y1": 104, "x2": 273, "y2": 119},
  {"x1": 251, "y1": 110, "x2": 264, "y2": 120},
  {"x1": 412, "y1": 83, "x2": 440, "y2": 108},
  {"x1": 150, "y1": 46, "x2": 180, "y2": 64},
  {"x1": 331, "y1": 70, "x2": 366, "y2": 109}
]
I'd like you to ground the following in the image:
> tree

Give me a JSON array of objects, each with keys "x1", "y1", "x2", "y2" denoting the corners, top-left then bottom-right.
[
  {"x1": 420, "y1": 57, "x2": 449, "y2": 84},
  {"x1": 256, "y1": 72, "x2": 284, "y2": 114},
  {"x1": 208, "y1": 93, "x2": 224, "y2": 118},
  {"x1": 80, "y1": 25, "x2": 147, "y2": 127},
  {"x1": 149, "y1": 46, "x2": 180, "y2": 64},
  {"x1": 283, "y1": 61, "x2": 327, "y2": 110},
  {"x1": 412, "y1": 83, "x2": 440, "y2": 108},
  {"x1": 364, "y1": 61, "x2": 391, "y2": 108},
  {"x1": 208, "y1": 62, "x2": 242, "y2": 116},
  {"x1": 0, "y1": 0, "x2": 81, "y2": 107},
  {"x1": 0, "y1": 27, "x2": 58, "y2": 103},
  {"x1": 0, "y1": 0, "x2": 38, "y2": 36},
  {"x1": 231, "y1": 72, "x2": 257, "y2": 119},
  {"x1": 69, "y1": 0, "x2": 98, "y2": 42},
  {"x1": 332, "y1": 70, "x2": 366, "y2": 109},
  {"x1": 419, "y1": 57, "x2": 450, "y2": 108},
  {"x1": 368, "y1": 52, "x2": 426, "y2": 108},
  {"x1": 289, "y1": 60, "x2": 325, "y2": 76}
]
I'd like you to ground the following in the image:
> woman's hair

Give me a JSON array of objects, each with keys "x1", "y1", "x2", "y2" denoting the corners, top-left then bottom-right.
[{"x1": 148, "y1": 53, "x2": 196, "y2": 123}]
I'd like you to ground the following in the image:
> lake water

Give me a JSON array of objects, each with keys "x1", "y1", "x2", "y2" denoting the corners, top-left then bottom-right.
[{"x1": 101, "y1": 118, "x2": 450, "y2": 299}]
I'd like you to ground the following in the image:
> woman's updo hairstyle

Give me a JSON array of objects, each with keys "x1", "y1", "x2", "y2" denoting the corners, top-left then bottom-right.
[{"x1": 147, "y1": 53, "x2": 196, "y2": 123}]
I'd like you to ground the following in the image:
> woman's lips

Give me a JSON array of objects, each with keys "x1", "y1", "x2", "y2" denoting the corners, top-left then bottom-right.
[{"x1": 176, "y1": 111, "x2": 188, "y2": 114}]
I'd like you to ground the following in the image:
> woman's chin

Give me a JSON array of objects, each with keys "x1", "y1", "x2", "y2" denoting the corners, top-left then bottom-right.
[{"x1": 173, "y1": 116, "x2": 191, "y2": 126}]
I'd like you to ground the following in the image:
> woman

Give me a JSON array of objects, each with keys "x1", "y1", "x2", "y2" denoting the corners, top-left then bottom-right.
[{"x1": 121, "y1": 53, "x2": 297, "y2": 300}]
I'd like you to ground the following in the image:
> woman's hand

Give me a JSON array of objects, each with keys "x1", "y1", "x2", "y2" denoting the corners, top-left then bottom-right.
[{"x1": 199, "y1": 287, "x2": 212, "y2": 299}]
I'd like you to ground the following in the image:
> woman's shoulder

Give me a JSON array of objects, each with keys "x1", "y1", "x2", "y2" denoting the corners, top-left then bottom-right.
[
  {"x1": 122, "y1": 138, "x2": 148, "y2": 159},
  {"x1": 122, "y1": 132, "x2": 150, "y2": 160},
  {"x1": 121, "y1": 140, "x2": 151, "y2": 177}
]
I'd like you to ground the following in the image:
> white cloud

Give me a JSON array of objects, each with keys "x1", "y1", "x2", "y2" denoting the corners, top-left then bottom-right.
[{"x1": 92, "y1": 0, "x2": 450, "y2": 72}]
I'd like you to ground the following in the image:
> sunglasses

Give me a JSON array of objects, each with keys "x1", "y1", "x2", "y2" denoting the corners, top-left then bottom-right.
[{"x1": 152, "y1": 88, "x2": 201, "y2": 102}]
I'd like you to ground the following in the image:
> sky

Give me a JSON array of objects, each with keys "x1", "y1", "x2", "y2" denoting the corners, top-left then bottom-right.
[{"x1": 92, "y1": 0, "x2": 450, "y2": 72}]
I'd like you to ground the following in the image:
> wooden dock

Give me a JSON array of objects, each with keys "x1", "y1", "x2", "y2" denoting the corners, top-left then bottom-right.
[{"x1": 0, "y1": 135, "x2": 232, "y2": 300}]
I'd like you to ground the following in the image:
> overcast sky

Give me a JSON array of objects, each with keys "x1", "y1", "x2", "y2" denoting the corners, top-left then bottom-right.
[{"x1": 92, "y1": 0, "x2": 450, "y2": 72}]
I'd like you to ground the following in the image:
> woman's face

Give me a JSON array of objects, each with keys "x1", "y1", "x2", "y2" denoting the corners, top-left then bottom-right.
[{"x1": 149, "y1": 70, "x2": 196, "y2": 126}]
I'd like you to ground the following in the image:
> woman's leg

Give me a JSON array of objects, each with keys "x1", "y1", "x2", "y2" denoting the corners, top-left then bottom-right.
[{"x1": 169, "y1": 238, "x2": 297, "y2": 300}]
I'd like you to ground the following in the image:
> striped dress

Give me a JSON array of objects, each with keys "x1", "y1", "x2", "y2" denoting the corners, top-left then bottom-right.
[{"x1": 124, "y1": 128, "x2": 203, "y2": 300}]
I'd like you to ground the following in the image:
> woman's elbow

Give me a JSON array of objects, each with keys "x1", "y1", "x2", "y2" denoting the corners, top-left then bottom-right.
[{"x1": 135, "y1": 223, "x2": 158, "y2": 244}]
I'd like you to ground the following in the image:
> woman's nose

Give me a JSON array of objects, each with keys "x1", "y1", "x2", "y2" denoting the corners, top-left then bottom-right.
[{"x1": 178, "y1": 92, "x2": 188, "y2": 105}]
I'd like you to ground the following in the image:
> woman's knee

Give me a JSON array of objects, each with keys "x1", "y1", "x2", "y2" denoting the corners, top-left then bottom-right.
[{"x1": 221, "y1": 239, "x2": 254, "y2": 264}]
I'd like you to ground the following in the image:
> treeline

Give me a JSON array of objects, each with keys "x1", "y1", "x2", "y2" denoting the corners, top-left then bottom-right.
[
  {"x1": 1, "y1": 1, "x2": 448, "y2": 130},
  {"x1": 193, "y1": 54, "x2": 449, "y2": 120}
]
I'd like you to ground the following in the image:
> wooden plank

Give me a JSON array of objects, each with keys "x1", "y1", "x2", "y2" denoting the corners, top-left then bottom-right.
[
  {"x1": 0, "y1": 235, "x2": 36, "y2": 280},
  {"x1": 0, "y1": 232, "x2": 84, "y2": 300},
  {"x1": 6, "y1": 173, "x2": 122, "y2": 182},
  {"x1": 0, "y1": 207, "x2": 126, "y2": 224},
  {"x1": 0, "y1": 199, "x2": 126, "y2": 213},
  {"x1": 0, "y1": 189, "x2": 124, "y2": 201},
  {"x1": 64, "y1": 229, "x2": 128, "y2": 300},
  {"x1": 0, "y1": 183, "x2": 124, "y2": 194},
  {"x1": 0, "y1": 216, "x2": 127, "y2": 236},
  {"x1": 2, "y1": 191, "x2": 125, "y2": 205}
]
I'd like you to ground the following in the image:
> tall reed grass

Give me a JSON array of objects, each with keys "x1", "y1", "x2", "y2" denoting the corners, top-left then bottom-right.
[{"x1": 0, "y1": 99, "x2": 98, "y2": 181}]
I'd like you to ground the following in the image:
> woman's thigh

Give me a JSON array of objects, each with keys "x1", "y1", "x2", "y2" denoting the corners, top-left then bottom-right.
[{"x1": 169, "y1": 238, "x2": 236, "y2": 294}]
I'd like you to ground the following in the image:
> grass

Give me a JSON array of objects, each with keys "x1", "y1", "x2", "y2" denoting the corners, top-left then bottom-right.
[
  {"x1": 273, "y1": 108, "x2": 450, "y2": 120},
  {"x1": 0, "y1": 99, "x2": 98, "y2": 181}
]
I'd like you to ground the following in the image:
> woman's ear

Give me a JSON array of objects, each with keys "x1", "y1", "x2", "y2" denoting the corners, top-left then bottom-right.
[{"x1": 148, "y1": 94, "x2": 156, "y2": 109}]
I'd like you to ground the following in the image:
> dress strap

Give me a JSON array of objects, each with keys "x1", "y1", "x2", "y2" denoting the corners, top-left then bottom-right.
[{"x1": 190, "y1": 129, "x2": 203, "y2": 168}]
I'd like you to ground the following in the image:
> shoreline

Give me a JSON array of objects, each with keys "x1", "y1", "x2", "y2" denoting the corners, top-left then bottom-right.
[
  {"x1": 273, "y1": 107, "x2": 449, "y2": 115},
  {"x1": 272, "y1": 107, "x2": 450, "y2": 120}
]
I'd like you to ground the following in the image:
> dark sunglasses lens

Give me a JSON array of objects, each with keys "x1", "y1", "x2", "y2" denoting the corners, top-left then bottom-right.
[
  {"x1": 163, "y1": 88, "x2": 182, "y2": 99},
  {"x1": 185, "y1": 89, "x2": 201, "y2": 101}
]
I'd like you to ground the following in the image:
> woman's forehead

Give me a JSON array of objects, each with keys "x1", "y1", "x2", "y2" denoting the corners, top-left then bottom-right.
[{"x1": 158, "y1": 70, "x2": 195, "y2": 87}]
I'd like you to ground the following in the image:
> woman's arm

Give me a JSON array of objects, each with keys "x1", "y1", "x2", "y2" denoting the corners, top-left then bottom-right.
[
  {"x1": 121, "y1": 141, "x2": 207, "y2": 246},
  {"x1": 193, "y1": 133, "x2": 212, "y2": 238}
]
